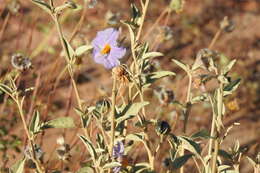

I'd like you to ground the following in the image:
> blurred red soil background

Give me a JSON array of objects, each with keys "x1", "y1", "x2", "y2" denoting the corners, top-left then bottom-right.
[{"x1": 0, "y1": 0, "x2": 259, "y2": 172}]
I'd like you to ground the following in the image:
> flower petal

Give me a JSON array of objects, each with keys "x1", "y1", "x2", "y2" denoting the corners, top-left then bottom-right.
[{"x1": 109, "y1": 46, "x2": 126, "y2": 60}]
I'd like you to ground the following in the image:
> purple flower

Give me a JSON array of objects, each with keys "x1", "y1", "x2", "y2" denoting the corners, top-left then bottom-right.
[
  {"x1": 91, "y1": 28, "x2": 126, "y2": 69},
  {"x1": 113, "y1": 166, "x2": 121, "y2": 173},
  {"x1": 112, "y1": 141, "x2": 124, "y2": 173},
  {"x1": 113, "y1": 141, "x2": 124, "y2": 158}
]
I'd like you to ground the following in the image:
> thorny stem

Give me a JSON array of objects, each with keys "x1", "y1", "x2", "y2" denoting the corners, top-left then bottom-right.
[{"x1": 109, "y1": 75, "x2": 117, "y2": 157}]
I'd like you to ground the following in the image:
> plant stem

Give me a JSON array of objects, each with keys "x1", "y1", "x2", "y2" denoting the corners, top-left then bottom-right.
[
  {"x1": 211, "y1": 82, "x2": 224, "y2": 173},
  {"x1": 136, "y1": 0, "x2": 150, "y2": 42},
  {"x1": 16, "y1": 99, "x2": 45, "y2": 173},
  {"x1": 186, "y1": 73, "x2": 192, "y2": 103},
  {"x1": 211, "y1": 138, "x2": 219, "y2": 173},
  {"x1": 52, "y1": 13, "x2": 90, "y2": 138},
  {"x1": 208, "y1": 29, "x2": 222, "y2": 50},
  {"x1": 180, "y1": 72, "x2": 192, "y2": 173},
  {"x1": 109, "y1": 76, "x2": 117, "y2": 157},
  {"x1": 208, "y1": 95, "x2": 216, "y2": 157}
]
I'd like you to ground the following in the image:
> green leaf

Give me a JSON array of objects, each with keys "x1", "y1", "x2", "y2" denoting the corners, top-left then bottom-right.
[
  {"x1": 169, "y1": 0, "x2": 185, "y2": 13},
  {"x1": 63, "y1": 38, "x2": 75, "y2": 59},
  {"x1": 146, "y1": 71, "x2": 175, "y2": 83},
  {"x1": 0, "y1": 83, "x2": 13, "y2": 96},
  {"x1": 132, "y1": 162, "x2": 152, "y2": 173},
  {"x1": 172, "y1": 59, "x2": 189, "y2": 73},
  {"x1": 218, "y1": 165, "x2": 231, "y2": 172},
  {"x1": 76, "y1": 166, "x2": 95, "y2": 173},
  {"x1": 142, "y1": 52, "x2": 163, "y2": 60},
  {"x1": 218, "y1": 149, "x2": 232, "y2": 160},
  {"x1": 116, "y1": 102, "x2": 149, "y2": 125},
  {"x1": 126, "y1": 132, "x2": 145, "y2": 142},
  {"x1": 130, "y1": 3, "x2": 141, "y2": 26},
  {"x1": 103, "y1": 162, "x2": 121, "y2": 169},
  {"x1": 10, "y1": 158, "x2": 26, "y2": 173},
  {"x1": 29, "y1": 110, "x2": 41, "y2": 134},
  {"x1": 222, "y1": 59, "x2": 236, "y2": 75},
  {"x1": 43, "y1": 117, "x2": 75, "y2": 129},
  {"x1": 224, "y1": 78, "x2": 241, "y2": 92},
  {"x1": 79, "y1": 135, "x2": 97, "y2": 160},
  {"x1": 191, "y1": 129, "x2": 211, "y2": 139},
  {"x1": 75, "y1": 45, "x2": 93, "y2": 57},
  {"x1": 32, "y1": 0, "x2": 52, "y2": 15},
  {"x1": 179, "y1": 137, "x2": 201, "y2": 155},
  {"x1": 172, "y1": 154, "x2": 193, "y2": 169}
]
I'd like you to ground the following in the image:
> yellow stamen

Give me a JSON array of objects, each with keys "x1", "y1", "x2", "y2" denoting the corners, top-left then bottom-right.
[{"x1": 101, "y1": 44, "x2": 111, "y2": 54}]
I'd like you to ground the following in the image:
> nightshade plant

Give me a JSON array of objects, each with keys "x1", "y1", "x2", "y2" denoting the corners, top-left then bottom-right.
[{"x1": 0, "y1": 0, "x2": 257, "y2": 173}]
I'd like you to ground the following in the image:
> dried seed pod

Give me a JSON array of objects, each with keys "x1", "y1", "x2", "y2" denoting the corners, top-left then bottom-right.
[
  {"x1": 112, "y1": 65, "x2": 130, "y2": 85},
  {"x1": 154, "y1": 86, "x2": 175, "y2": 105},
  {"x1": 11, "y1": 53, "x2": 32, "y2": 70},
  {"x1": 56, "y1": 144, "x2": 71, "y2": 161},
  {"x1": 162, "y1": 26, "x2": 173, "y2": 41},
  {"x1": 220, "y1": 16, "x2": 235, "y2": 33}
]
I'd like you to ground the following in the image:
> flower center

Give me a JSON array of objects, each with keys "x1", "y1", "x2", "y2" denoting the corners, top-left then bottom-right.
[{"x1": 101, "y1": 44, "x2": 111, "y2": 54}]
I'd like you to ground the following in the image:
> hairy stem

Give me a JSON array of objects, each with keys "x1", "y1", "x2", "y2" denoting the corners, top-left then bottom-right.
[
  {"x1": 136, "y1": 0, "x2": 150, "y2": 41},
  {"x1": 208, "y1": 95, "x2": 216, "y2": 157},
  {"x1": 16, "y1": 99, "x2": 45, "y2": 173},
  {"x1": 211, "y1": 83, "x2": 223, "y2": 173},
  {"x1": 109, "y1": 76, "x2": 117, "y2": 157},
  {"x1": 180, "y1": 72, "x2": 192, "y2": 173},
  {"x1": 52, "y1": 13, "x2": 90, "y2": 138}
]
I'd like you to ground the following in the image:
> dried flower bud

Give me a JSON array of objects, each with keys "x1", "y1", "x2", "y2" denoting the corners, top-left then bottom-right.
[
  {"x1": 220, "y1": 16, "x2": 235, "y2": 33},
  {"x1": 154, "y1": 86, "x2": 175, "y2": 105},
  {"x1": 156, "y1": 120, "x2": 171, "y2": 135},
  {"x1": 162, "y1": 26, "x2": 173, "y2": 41},
  {"x1": 112, "y1": 65, "x2": 130, "y2": 85},
  {"x1": 56, "y1": 144, "x2": 71, "y2": 161},
  {"x1": 105, "y1": 11, "x2": 120, "y2": 25},
  {"x1": 193, "y1": 48, "x2": 218, "y2": 71},
  {"x1": 24, "y1": 144, "x2": 43, "y2": 160},
  {"x1": 95, "y1": 98, "x2": 111, "y2": 114},
  {"x1": 11, "y1": 53, "x2": 32, "y2": 70}
]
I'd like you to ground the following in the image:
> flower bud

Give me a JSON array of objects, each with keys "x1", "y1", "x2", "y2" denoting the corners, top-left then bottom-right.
[
  {"x1": 95, "y1": 98, "x2": 111, "y2": 114},
  {"x1": 156, "y1": 120, "x2": 171, "y2": 135},
  {"x1": 11, "y1": 53, "x2": 32, "y2": 71},
  {"x1": 220, "y1": 16, "x2": 235, "y2": 33}
]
